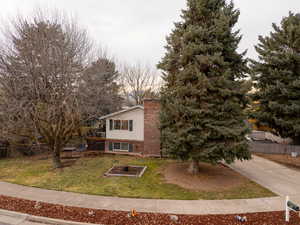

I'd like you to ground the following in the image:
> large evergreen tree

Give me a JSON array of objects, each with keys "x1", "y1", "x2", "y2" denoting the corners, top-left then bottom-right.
[
  {"x1": 79, "y1": 58, "x2": 123, "y2": 120},
  {"x1": 158, "y1": 0, "x2": 251, "y2": 174},
  {"x1": 251, "y1": 13, "x2": 300, "y2": 144}
]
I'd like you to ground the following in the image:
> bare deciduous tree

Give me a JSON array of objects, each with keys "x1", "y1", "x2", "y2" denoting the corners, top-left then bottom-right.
[
  {"x1": 0, "y1": 10, "x2": 93, "y2": 168},
  {"x1": 120, "y1": 64, "x2": 161, "y2": 106}
]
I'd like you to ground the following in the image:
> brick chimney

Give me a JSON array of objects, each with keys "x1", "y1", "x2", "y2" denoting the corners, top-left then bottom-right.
[{"x1": 143, "y1": 99, "x2": 161, "y2": 157}]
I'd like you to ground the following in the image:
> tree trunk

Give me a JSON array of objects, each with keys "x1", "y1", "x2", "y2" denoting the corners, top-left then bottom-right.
[
  {"x1": 52, "y1": 147, "x2": 62, "y2": 169},
  {"x1": 188, "y1": 159, "x2": 200, "y2": 175}
]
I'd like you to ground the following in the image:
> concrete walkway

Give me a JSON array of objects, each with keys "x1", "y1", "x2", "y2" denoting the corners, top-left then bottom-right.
[{"x1": 0, "y1": 155, "x2": 299, "y2": 215}]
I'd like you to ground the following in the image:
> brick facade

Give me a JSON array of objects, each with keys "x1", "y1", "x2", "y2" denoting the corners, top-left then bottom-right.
[{"x1": 143, "y1": 99, "x2": 161, "y2": 157}]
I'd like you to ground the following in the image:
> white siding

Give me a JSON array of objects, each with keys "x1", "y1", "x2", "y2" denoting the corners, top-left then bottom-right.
[{"x1": 106, "y1": 108, "x2": 144, "y2": 141}]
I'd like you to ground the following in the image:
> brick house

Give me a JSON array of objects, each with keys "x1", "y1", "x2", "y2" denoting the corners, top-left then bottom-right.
[{"x1": 87, "y1": 99, "x2": 161, "y2": 157}]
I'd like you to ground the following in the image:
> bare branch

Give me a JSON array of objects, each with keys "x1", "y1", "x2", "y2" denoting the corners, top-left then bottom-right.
[
  {"x1": 0, "y1": 9, "x2": 94, "y2": 168},
  {"x1": 119, "y1": 63, "x2": 162, "y2": 106}
]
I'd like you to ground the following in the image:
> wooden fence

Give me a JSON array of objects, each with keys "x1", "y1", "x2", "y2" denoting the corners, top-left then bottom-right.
[{"x1": 249, "y1": 141, "x2": 300, "y2": 155}]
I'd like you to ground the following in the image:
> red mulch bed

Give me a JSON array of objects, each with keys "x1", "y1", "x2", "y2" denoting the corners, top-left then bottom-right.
[{"x1": 0, "y1": 195, "x2": 299, "y2": 225}]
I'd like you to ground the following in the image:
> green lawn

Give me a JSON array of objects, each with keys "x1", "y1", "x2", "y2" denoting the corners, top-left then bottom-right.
[{"x1": 0, "y1": 155, "x2": 275, "y2": 200}]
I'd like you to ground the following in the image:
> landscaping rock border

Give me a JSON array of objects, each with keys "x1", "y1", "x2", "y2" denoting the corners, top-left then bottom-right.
[{"x1": 0, "y1": 195, "x2": 299, "y2": 225}]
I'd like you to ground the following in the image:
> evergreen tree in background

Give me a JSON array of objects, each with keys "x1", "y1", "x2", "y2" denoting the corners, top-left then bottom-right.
[
  {"x1": 251, "y1": 13, "x2": 300, "y2": 144},
  {"x1": 158, "y1": 0, "x2": 251, "y2": 174},
  {"x1": 80, "y1": 58, "x2": 123, "y2": 120}
]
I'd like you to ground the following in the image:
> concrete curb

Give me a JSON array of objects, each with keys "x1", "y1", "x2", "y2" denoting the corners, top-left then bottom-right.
[
  {"x1": 0, "y1": 209, "x2": 27, "y2": 225},
  {"x1": 0, "y1": 209, "x2": 103, "y2": 225}
]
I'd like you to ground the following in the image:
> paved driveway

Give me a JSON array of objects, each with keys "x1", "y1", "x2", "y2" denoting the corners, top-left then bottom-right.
[{"x1": 229, "y1": 155, "x2": 300, "y2": 204}]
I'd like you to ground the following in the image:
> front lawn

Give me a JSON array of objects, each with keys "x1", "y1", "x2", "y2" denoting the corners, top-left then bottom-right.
[{"x1": 0, "y1": 155, "x2": 275, "y2": 200}]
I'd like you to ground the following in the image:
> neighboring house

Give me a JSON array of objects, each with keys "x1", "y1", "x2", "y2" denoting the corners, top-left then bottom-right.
[
  {"x1": 87, "y1": 99, "x2": 161, "y2": 157},
  {"x1": 249, "y1": 131, "x2": 292, "y2": 144}
]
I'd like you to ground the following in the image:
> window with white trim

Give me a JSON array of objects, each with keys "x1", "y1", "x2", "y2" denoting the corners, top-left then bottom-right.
[
  {"x1": 109, "y1": 142, "x2": 133, "y2": 152},
  {"x1": 109, "y1": 120, "x2": 133, "y2": 131}
]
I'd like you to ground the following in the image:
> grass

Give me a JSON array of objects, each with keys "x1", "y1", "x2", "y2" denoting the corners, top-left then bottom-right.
[{"x1": 0, "y1": 155, "x2": 275, "y2": 200}]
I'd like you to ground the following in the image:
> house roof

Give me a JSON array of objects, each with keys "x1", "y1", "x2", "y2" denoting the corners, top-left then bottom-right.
[{"x1": 99, "y1": 105, "x2": 144, "y2": 120}]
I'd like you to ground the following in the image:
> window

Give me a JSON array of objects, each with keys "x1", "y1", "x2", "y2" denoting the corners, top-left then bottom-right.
[
  {"x1": 121, "y1": 120, "x2": 129, "y2": 130},
  {"x1": 109, "y1": 142, "x2": 133, "y2": 152},
  {"x1": 121, "y1": 143, "x2": 129, "y2": 151},
  {"x1": 114, "y1": 120, "x2": 121, "y2": 130},
  {"x1": 110, "y1": 120, "x2": 132, "y2": 131},
  {"x1": 113, "y1": 142, "x2": 121, "y2": 150}
]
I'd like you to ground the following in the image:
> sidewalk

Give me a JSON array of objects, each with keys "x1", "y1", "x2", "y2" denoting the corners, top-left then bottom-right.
[
  {"x1": 0, "y1": 184, "x2": 283, "y2": 215},
  {"x1": 0, "y1": 155, "x2": 299, "y2": 215}
]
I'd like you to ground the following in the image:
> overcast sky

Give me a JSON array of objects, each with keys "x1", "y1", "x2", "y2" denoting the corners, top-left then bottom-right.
[{"x1": 0, "y1": 0, "x2": 299, "y2": 68}]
